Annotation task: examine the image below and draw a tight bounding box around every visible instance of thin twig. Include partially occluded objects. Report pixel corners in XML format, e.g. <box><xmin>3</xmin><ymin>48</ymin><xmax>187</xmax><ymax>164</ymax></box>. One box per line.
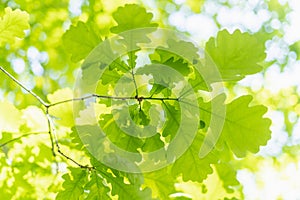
<box><xmin>48</xmin><ymin>94</ymin><xmax>136</xmax><ymax>108</ymax></box>
<box><xmin>46</xmin><ymin>107</ymin><xmax>94</xmax><ymax>170</ymax></box>
<box><xmin>0</xmin><ymin>132</ymin><xmax>48</xmax><ymax>148</ymax></box>
<box><xmin>178</xmin><ymin>80</ymin><xmax>206</xmax><ymax>99</ymax></box>
<box><xmin>46</xmin><ymin>111</ymin><xmax>57</xmax><ymax>156</ymax></box>
<box><xmin>48</xmin><ymin>94</ymin><xmax>178</xmax><ymax>108</ymax></box>
<box><xmin>0</xmin><ymin>65</ymin><xmax>180</xmax><ymax>171</ymax></box>
<box><xmin>93</xmin><ymin>94</ymin><xmax>135</xmax><ymax>100</ymax></box>
<box><xmin>129</xmin><ymin>51</ymin><xmax>140</xmax><ymax>110</ymax></box>
<box><xmin>143</xmin><ymin>96</ymin><xmax>179</xmax><ymax>101</ymax></box>
<box><xmin>0</xmin><ymin>66</ymin><xmax>49</xmax><ymax>107</ymax></box>
<box><xmin>57</xmin><ymin>149</ymin><xmax>95</xmax><ymax>170</ymax></box>
<box><xmin>131</xmin><ymin>69</ymin><xmax>139</xmax><ymax>97</ymax></box>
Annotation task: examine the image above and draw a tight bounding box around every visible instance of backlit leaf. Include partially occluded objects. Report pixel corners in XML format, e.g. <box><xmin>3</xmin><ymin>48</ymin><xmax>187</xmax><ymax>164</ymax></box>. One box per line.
<box><xmin>205</xmin><ymin>29</ymin><xmax>266</xmax><ymax>81</ymax></box>
<box><xmin>0</xmin><ymin>7</ymin><xmax>29</xmax><ymax>45</ymax></box>
<box><xmin>0</xmin><ymin>100</ymin><xmax>23</xmax><ymax>132</ymax></box>
<box><xmin>110</xmin><ymin>4</ymin><xmax>157</xmax><ymax>34</ymax></box>
<box><xmin>172</xmin><ymin>133</ymin><xmax>219</xmax><ymax>182</ymax></box>
<box><xmin>222</xmin><ymin>95</ymin><xmax>272</xmax><ymax>157</ymax></box>
<box><xmin>63</xmin><ymin>21</ymin><xmax>101</xmax><ymax>62</ymax></box>
<box><xmin>56</xmin><ymin>168</ymin><xmax>88</xmax><ymax>200</ymax></box>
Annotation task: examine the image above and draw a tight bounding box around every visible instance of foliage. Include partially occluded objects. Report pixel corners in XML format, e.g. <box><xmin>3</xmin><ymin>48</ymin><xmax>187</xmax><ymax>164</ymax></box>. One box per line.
<box><xmin>0</xmin><ymin>7</ymin><xmax>29</xmax><ymax>45</ymax></box>
<box><xmin>0</xmin><ymin>1</ymin><xmax>299</xmax><ymax>200</ymax></box>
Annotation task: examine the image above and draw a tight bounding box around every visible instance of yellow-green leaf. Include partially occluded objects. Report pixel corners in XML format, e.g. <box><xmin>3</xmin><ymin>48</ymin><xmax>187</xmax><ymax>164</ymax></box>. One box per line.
<box><xmin>0</xmin><ymin>7</ymin><xmax>29</xmax><ymax>45</ymax></box>
<box><xmin>47</xmin><ymin>88</ymin><xmax>74</xmax><ymax>127</ymax></box>
<box><xmin>0</xmin><ymin>100</ymin><xmax>22</xmax><ymax>132</ymax></box>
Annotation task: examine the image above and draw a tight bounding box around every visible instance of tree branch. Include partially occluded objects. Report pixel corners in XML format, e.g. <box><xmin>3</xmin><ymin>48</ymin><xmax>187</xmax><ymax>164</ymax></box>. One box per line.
<box><xmin>48</xmin><ymin>94</ymin><xmax>135</xmax><ymax>108</ymax></box>
<box><xmin>0</xmin><ymin>132</ymin><xmax>48</xmax><ymax>148</ymax></box>
<box><xmin>48</xmin><ymin>94</ymin><xmax>178</xmax><ymax>108</ymax></box>
<box><xmin>0</xmin><ymin>66</ymin><xmax>49</xmax><ymax>107</ymax></box>
<box><xmin>0</xmin><ymin>65</ymin><xmax>179</xmax><ymax>171</ymax></box>
<box><xmin>46</xmin><ymin>107</ymin><xmax>94</xmax><ymax>170</ymax></box>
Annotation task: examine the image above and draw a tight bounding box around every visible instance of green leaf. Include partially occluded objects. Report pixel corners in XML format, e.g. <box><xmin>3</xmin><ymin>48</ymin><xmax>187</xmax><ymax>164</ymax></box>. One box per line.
<box><xmin>153</xmin><ymin>39</ymin><xmax>200</xmax><ymax>63</ymax></box>
<box><xmin>99</xmin><ymin>114</ymin><xmax>144</xmax><ymax>154</ymax></box>
<box><xmin>150</xmin><ymin>42</ymin><xmax>194</xmax><ymax>76</ymax></box>
<box><xmin>108</xmin><ymin>57</ymin><xmax>130</xmax><ymax>73</ymax></box>
<box><xmin>110</xmin><ymin>4</ymin><xmax>157</xmax><ymax>34</ymax></box>
<box><xmin>150</xmin><ymin>83</ymin><xmax>172</xmax><ymax>97</ymax></box>
<box><xmin>110</xmin><ymin>4</ymin><xmax>157</xmax><ymax>49</ymax></box>
<box><xmin>141</xmin><ymin>133</ymin><xmax>164</xmax><ymax>152</ymax></box>
<box><xmin>0</xmin><ymin>132</ymin><xmax>13</xmax><ymax>145</ymax></box>
<box><xmin>105</xmin><ymin>173</ymin><xmax>152</xmax><ymax>200</ymax></box>
<box><xmin>144</xmin><ymin>167</ymin><xmax>176</xmax><ymax>199</ymax></box>
<box><xmin>0</xmin><ymin>132</ymin><xmax>13</xmax><ymax>154</ymax></box>
<box><xmin>197</xmin><ymin>94</ymin><xmax>226</xmax><ymax>133</ymax></box>
<box><xmin>47</xmin><ymin>88</ymin><xmax>74</xmax><ymax>127</ymax></box>
<box><xmin>159</xmin><ymin>57</ymin><xmax>191</xmax><ymax>76</ymax></box>
<box><xmin>70</xmin><ymin>126</ymin><xmax>85</xmax><ymax>151</ymax></box>
<box><xmin>22</xmin><ymin>106</ymin><xmax>48</xmax><ymax>132</ymax></box>
<box><xmin>129</xmin><ymin>101</ymin><xmax>151</xmax><ymax>126</ymax></box>
<box><xmin>268</xmin><ymin>0</ymin><xmax>290</xmax><ymax>20</ymax></box>
<box><xmin>198</xmin><ymin>95</ymin><xmax>271</xmax><ymax>157</ymax></box>
<box><xmin>0</xmin><ymin>7</ymin><xmax>29</xmax><ymax>45</ymax></box>
<box><xmin>92</xmin><ymin>159</ymin><xmax>152</xmax><ymax>200</ymax></box>
<box><xmin>127</xmin><ymin>51</ymin><xmax>138</xmax><ymax>69</ymax></box>
<box><xmin>215</xmin><ymin>162</ymin><xmax>240</xmax><ymax>193</ymax></box>
<box><xmin>63</xmin><ymin>21</ymin><xmax>101</xmax><ymax>62</ymax></box>
<box><xmin>221</xmin><ymin>95</ymin><xmax>272</xmax><ymax>157</ymax></box>
<box><xmin>0</xmin><ymin>100</ymin><xmax>23</xmax><ymax>132</ymax></box>
<box><xmin>56</xmin><ymin>168</ymin><xmax>88</xmax><ymax>200</ymax></box>
<box><xmin>186</xmin><ymin>0</ymin><xmax>205</xmax><ymax>13</ymax></box>
<box><xmin>150</xmin><ymin>39</ymin><xmax>211</xmax><ymax>91</ymax></box>
<box><xmin>136</xmin><ymin>64</ymin><xmax>182</xmax><ymax>89</ymax></box>
<box><xmin>35</xmin><ymin>143</ymin><xmax>53</xmax><ymax>163</ymax></box>
<box><xmin>172</xmin><ymin>133</ymin><xmax>219</xmax><ymax>182</ymax></box>
<box><xmin>85</xmin><ymin>172</ymin><xmax>110</xmax><ymax>200</ymax></box>
<box><xmin>0</xmin><ymin>183</ymin><xmax>13</xmax><ymax>200</ymax></box>
<box><xmin>188</xmin><ymin>67</ymin><xmax>212</xmax><ymax>92</ymax></box>
<box><xmin>205</xmin><ymin>29</ymin><xmax>266</xmax><ymax>81</ymax></box>
<box><xmin>161</xmin><ymin>101</ymin><xmax>180</xmax><ymax>138</ymax></box>
<box><xmin>290</xmin><ymin>40</ymin><xmax>300</xmax><ymax>60</ymax></box>
<box><xmin>101</xmin><ymin>67</ymin><xmax>123</xmax><ymax>85</ymax></box>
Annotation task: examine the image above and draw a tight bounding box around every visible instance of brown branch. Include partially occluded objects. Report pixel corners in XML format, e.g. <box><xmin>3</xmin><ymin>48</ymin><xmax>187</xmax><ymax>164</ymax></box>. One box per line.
<box><xmin>46</xmin><ymin>106</ymin><xmax>94</xmax><ymax>170</ymax></box>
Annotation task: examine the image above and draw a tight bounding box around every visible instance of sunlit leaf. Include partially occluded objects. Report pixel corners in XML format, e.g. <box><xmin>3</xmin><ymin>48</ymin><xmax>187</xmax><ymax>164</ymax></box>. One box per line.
<box><xmin>85</xmin><ymin>172</ymin><xmax>110</xmax><ymax>200</ymax></box>
<box><xmin>0</xmin><ymin>100</ymin><xmax>23</xmax><ymax>132</ymax></box>
<box><xmin>144</xmin><ymin>167</ymin><xmax>176</xmax><ymax>199</ymax></box>
<box><xmin>205</xmin><ymin>29</ymin><xmax>266</xmax><ymax>81</ymax></box>
<box><xmin>222</xmin><ymin>95</ymin><xmax>272</xmax><ymax>157</ymax></box>
<box><xmin>63</xmin><ymin>21</ymin><xmax>101</xmax><ymax>62</ymax></box>
<box><xmin>47</xmin><ymin>88</ymin><xmax>74</xmax><ymax>127</ymax></box>
<box><xmin>172</xmin><ymin>133</ymin><xmax>219</xmax><ymax>182</ymax></box>
<box><xmin>0</xmin><ymin>7</ymin><xmax>29</xmax><ymax>45</ymax></box>
<box><xmin>22</xmin><ymin>106</ymin><xmax>48</xmax><ymax>132</ymax></box>
<box><xmin>56</xmin><ymin>168</ymin><xmax>88</xmax><ymax>200</ymax></box>
<box><xmin>110</xmin><ymin>4</ymin><xmax>157</xmax><ymax>33</ymax></box>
